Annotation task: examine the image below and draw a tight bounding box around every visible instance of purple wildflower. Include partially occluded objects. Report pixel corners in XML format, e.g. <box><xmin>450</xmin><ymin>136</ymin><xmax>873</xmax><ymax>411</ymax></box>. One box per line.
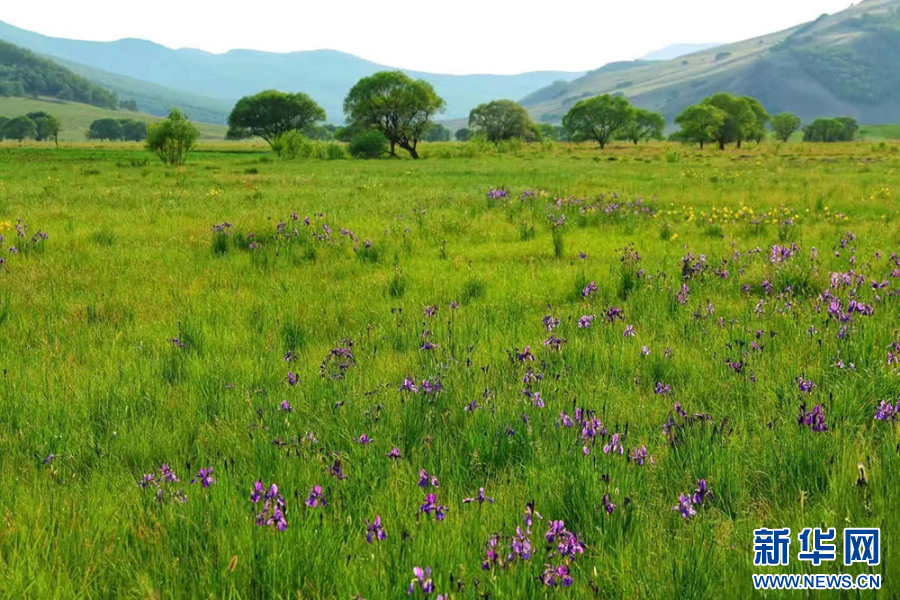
<box><xmin>305</xmin><ymin>484</ymin><xmax>327</xmax><ymax>508</ymax></box>
<box><xmin>365</xmin><ymin>515</ymin><xmax>386</xmax><ymax>543</ymax></box>
<box><xmin>463</xmin><ymin>487</ymin><xmax>495</xmax><ymax>505</ymax></box>
<box><xmin>190</xmin><ymin>467</ymin><xmax>215</xmax><ymax>487</ymax></box>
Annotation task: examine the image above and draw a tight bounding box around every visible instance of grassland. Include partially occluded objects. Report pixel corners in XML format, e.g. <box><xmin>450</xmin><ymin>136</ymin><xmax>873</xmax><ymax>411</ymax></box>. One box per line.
<box><xmin>0</xmin><ymin>96</ymin><xmax>229</xmax><ymax>141</ymax></box>
<box><xmin>1</xmin><ymin>140</ymin><xmax>899</xmax><ymax>598</ymax></box>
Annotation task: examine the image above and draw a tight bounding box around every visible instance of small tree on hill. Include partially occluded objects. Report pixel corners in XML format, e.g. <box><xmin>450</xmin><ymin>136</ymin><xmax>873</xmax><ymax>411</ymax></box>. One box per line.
<box><xmin>618</xmin><ymin>108</ymin><xmax>665</xmax><ymax>144</ymax></box>
<box><xmin>343</xmin><ymin>71</ymin><xmax>445</xmax><ymax>159</ymax></box>
<box><xmin>562</xmin><ymin>94</ymin><xmax>635</xmax><ymax>149</ymax></box>
<box><xmin>3</xmin><ymin>116</ymin><xmax>37</xmax><ymax>141</ymax></box>
<box><xmin>674</xmin><ymin>104</ymin><xmax>725</xmax><ymax>149</ymax></box>
<box><xmin>227</xmin><ymin>90</ymin><xmax>326</xmax><ymax>149</ymax></box>
<box><xmin>145</xmin><ymin>108</ymin><xmax>200</xmax><ymax>166</ymax></box>
<box><xmin>468</xmin><ymin>100</ymin><xmax>535</xmax><ymax>143</ymax></box>
<box><xmin>771</xmin><ymin>113</ymin><xmax>801</xmax><ymax>142</ymax></box>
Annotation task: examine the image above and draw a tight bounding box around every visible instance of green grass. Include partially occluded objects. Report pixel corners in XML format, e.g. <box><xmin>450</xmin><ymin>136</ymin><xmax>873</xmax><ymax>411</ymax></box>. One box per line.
<box><xmin>0</xmin><ymin>96</ymin><xmax>228</xmax><ymax>141</ymax></box>
<box><xmin>0</xmin><ymin>140</ymin><xmax>899</xmax><ymax>598</ymax></box>
<box><xmin>860</xmin><ymin>123</ymin><xmax>900</xmax><ymax>141</ymax></box>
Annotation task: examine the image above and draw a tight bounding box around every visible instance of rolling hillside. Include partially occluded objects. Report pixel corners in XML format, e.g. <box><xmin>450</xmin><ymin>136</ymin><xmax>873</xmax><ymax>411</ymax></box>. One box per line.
<box><xmin>0</xmin><ymin>96</ymin><xmax>227</xmax><ymax>141</ymax></box>
<box><xmin>0</xmin><ymin>20</ymin><xmax>584</xmax><ymax>122</ymax></box>
<box><xmin>522</xmin><ymin>0</ymin><xmax>900</xmax><ymax>125</ymax></box>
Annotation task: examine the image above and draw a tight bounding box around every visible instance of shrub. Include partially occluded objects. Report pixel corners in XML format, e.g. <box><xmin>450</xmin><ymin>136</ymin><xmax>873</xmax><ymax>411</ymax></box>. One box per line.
<box><xmin>349</xmin><ymin>131</ymin><xmax>388</xmax><ymax>159</ymax></box>
<box><xmin>145</xmin><ymin>109</ymin><xmax>200</xmax><ymax>166</ymax></box>
<box><xmin>270</xmin><ymin>130</ymin><xmax>311</xmax><ymax>159</ymax></box>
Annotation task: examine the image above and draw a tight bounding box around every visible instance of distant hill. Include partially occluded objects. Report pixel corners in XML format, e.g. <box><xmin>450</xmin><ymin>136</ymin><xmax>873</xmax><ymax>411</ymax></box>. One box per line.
<box><xmin>0</xmin><ymin>20</ymin><xmax>584</xmax><ymax>122</ymax></box>
<box><xmin>0</xmin><ymin>39</ymin><xmax>117</xmax><ymax>109</ymax></box>
<box><xmin>52</xmin><ymin>57</ymin><xmax>233</xmax><ymax>125</ymax></box>
<box><xmin>640</xmin><ymin>43</ymin><xmax>722</xmax><ymax>61</ymax></box>
<box><xmin>0</xmin><ymin>96</ymin><xmax>227</xmax><ymax>141</ymax></box>
<box><xmin>522</xmin><ymin>0</ymin><xmax>900</xmax><ymax>126</ymax></box>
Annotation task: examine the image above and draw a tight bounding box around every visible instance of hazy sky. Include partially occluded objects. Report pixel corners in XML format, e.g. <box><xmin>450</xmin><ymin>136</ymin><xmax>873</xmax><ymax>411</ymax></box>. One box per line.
<box><xmin>3</xmin><ymin>0</ymin><xmax>858</xmax><ymax>74</ymax></box>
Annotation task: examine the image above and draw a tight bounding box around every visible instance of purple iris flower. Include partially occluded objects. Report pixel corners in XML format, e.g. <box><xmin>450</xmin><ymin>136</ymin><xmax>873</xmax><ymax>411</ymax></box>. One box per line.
<box><xmin>692</xmin><ymin>479</ymin><xmax>712</xmax><ymax>505</ymax></box>
<box><xmin>875</xmin><ymin>399</ymin><xmax>897</xmax><ymax>421</ymax></box>
<box><xmin>356</xmin><ymin>434</ymin><xmax>373</xmax><ymax>445</ymax></box>
<box><xmin>386</xmin><ymin>447</ymin><xmax>403</xmax><ymax>459</ymax></box>
<box><xmin>408</xmin><ymin>566</ymin><xmax>435</xmax><ymax>595</ymax></box>
<box><xmin>365</xmin><ymin>515</ymin><xmax>386</xmax><ymax>543</ymax></box>
<box><xmin>582</xmin><ymin>282</ymin><xmax>598</xmax><ymax>297</ymax></box>
<box><xmin>508</xmin><ymin>526</ymin><xmax>532</xmax><ymax>561</ymax></box>
<box><xmin>286</xmin><ymin>371</ymin><xmax>300</xmax><ymax>386</ymax></box>
<box><xmin>417</xmin><ymin>470</ymin><xmax>439</xmax><ymax>488</ymax></box>
<box><xmin>578</xmin><ymin>315</ymin><xmax>595</xmax><ymax>328</ymax></box>
<box><xmin>399</xmin><ymin>377</ymin><xmax>418</xmax><ymax>393</ymax></box>
<box><xmin>159</xmin><ymin>464</ymin><xmax>179</xmax><ymax>483</ymax></box>
<box><xmin>603</xmin><ymin>433</ymin><xmax>625</xmax><ymax>455</ymax></box>
<box><xmin>280</xmin><ymin>400</ymin><xmax>293</xmax><ymax>412</ymax></box>
<box><xmin>630</xmin><ymin>445</ymin><xmax>654</xmax><ymax>466</ymax></box>
<box><xmin>673</xmin><ymin>493</ymin><xmax>696</xmax><ymax>518</ymax></box>
<box><xmin>796</xmin><ymin>376</ymin><xmax>816</xmax><ymax>393</ymax></box>
<box><xmin>523</xmin><ymin>390</ymin><xmax>544</xmax><ymax>408</ymax></box>
<box><xmin>463</xmin><ymin>487</ymin><xmax>495</xmax><ymax>505</ymax></box>
<box><xmin>517</xmin><ymin>346</ymin><xmax>535</xmax><ymax>362</ymax></box>
<box><xmin>305</xmin><ymin>484</ymin><xmax>327</xmax><ymax>507</ymax></box>
<box><xmin>540</xmin><ymin>564</ymin><xmax>573</xmax><ymax>587</ymax></box>
<box><xmin>623</xmin><ymin>325</ymin><xmax>635</xmax><ymax>337</ymax></box>
<box><xmin>654</xmin><ymin>382</ymin><xmax>671</xmax><ymax>395</ymax></box>
<box><xmin>419</xmin><ymin>493</ymin><xmax>449</xmax><ymax>520</ymax></box>
<box><xmin>191</xmin><ymin>467</ymin><xmax>215</xmax><ymax>487</ymax></box>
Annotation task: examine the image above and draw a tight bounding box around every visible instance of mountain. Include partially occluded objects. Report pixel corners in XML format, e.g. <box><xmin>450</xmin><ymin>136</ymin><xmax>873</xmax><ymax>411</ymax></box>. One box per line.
<box><xmin>522</xmin><ymin>0</ymin><xmax>900</xmax><ymax>126</ymax></box>
<box><xmin>0</xmin><ymin>20</ymin><xmax>584</xmax><ymax>123</ymax></box>
<box><xmin>640</xmin><ymin>43</ymin><xmax>722</xmax><ymax>61</ymax></box>
<box><xmin>0</xmin><ymin>39</ymin><xmax>117</xmax><ymax>109</ymax></box>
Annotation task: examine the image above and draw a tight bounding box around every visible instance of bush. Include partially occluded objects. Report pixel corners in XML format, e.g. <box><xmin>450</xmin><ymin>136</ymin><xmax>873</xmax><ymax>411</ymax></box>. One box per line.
<box><xmin>145</xmin><ymin>109</ymin><xmax>200</xmax><ymax>166</ymax></box>
<box><xmin>270</xmin><ymin>130</ymin><xmax>312</xmax><ymax>159</ymax></box>
<box><xmin>349</xmin><ymin>131</ymin><xmax>388</xmax><ymax>159</ymax></box>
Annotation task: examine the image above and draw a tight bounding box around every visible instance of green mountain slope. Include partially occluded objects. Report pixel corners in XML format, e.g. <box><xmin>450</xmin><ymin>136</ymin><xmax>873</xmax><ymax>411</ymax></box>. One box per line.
<box><xmin>0</xmin><ymin>21</ymin><xmax>584</xmax><ymax>122</ymax></box>
<box><xmin>522</xmin><ymin>0</ymin><xmax>900</xmax><ymax>125</ymax></box>
<box><xmin>0</xmin><ymin>39</ymin><xmax>117</xmax><ymax>108</ymax></box>
<box><xmin>0</xmin><ymin>96</ymin><xmax>227</xmax><ymax>141</ymax></box>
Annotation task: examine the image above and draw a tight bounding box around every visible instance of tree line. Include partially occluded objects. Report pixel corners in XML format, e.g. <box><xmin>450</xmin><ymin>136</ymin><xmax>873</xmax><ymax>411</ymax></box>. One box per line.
<box><xmin>87</xmin><ymin>118</ymin><xmax>149</xmax><ymax>141</ymax></box>
<box><xmin>0</xmin><ymin>111</ymin><xmax>61</xmax><ymax>143</ymax></box>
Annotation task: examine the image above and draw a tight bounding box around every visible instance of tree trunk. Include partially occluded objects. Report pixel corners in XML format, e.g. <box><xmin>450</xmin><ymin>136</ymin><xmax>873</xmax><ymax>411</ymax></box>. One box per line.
<box><xmin>700</xmin><ymin>141</ymin><xmax>704</xmax><ymax>149</ymax></box>
<box><xmin>718</xmin><ymin>140</ymin><xmax>725</xmax><ymax>150</ymax></box>
<box><xmin>389</xmin><ymin>141</ymin><xmax>396</xmax><ymax>157</ymax></box>
<box><xmin>737</xmin><ymin>140</ymin><xmax>742</xmax><ymax>149</ymax></box>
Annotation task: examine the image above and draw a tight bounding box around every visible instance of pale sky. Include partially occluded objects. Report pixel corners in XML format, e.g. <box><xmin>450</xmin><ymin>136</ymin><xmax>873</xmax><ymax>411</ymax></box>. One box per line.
<box><xmin>2</xmin><ymin>0</ymin><xmax>858</xmax><ymax>74</ymax></box>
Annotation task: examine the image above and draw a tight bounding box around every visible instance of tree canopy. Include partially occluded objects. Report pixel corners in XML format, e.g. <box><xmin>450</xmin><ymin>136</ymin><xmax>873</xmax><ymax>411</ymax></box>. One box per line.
<box><xmin>227</xmin><ymin>90</ymin><xmax>326</xmax><ymax>147</ymax></box>
<box><xmin>701</xmin><ymin>93</ymin><xmax>757</xmax><ymax>149</ymax></box>
<box><xmin>468</xmin><ymin>100</ymin><xmax>535</xmax><ymax>143</ymax></box>
<box><xmin>3</xmin><ymin>115</ymin><xmax>37</xmax><ymax>141</ymax></box>
<box><xmin>618</xmin><ymin>108</ymin><xmax>665</xmax><ymax>144</ymax></box>
<box><xmin>343</xmin><ymin>71</ymin><xmax>445</xmax><ymax>159</ymax></box>
<box><xmin>145</xmin><ymin>108</ymin><xmax>200</xmax><ymax>166</ymax></box>
<box><xmin>802</xmin><ymin>117</ymin><xmax>858</xmax><ymax>142</ymax></box>
<box><xmin>771</xmin><ymin>113</ymin><xmax>801</xmax><ymax>142</ymax></box>
<box><xmin>562</xmin><ymin>94</ymin><xmax>635</xmax><ymax>149</ymax></box>
<box><xmin>674</xmin><ymin>104</ymin><xmax>726</xmax><ymax>149</ymax></box>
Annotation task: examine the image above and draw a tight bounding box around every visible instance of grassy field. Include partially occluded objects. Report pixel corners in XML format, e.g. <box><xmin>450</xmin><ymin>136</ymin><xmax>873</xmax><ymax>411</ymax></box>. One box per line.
<box><xmin>1</xmin><ymin>140</ymin><xmax>899</xmax><ymax>598</ymax></box>
<box><xmin>0</xmin><ymin>96</ymin><xmax>229</xmax><ymax>141</ymax></box>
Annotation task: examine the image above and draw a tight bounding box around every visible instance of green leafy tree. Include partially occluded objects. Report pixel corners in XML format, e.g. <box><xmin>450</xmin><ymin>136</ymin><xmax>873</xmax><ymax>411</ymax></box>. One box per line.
<box><xmin>802</xmin><ymin>117</ymin><xmax>858</xmax><ymax>142</ymax></box>
<box><xmin>343</xmin><ymin>71</ymin><xmax>445</xmax><ymax>159</ymax></box>
<box><xmin>771</xmin><ymin>113</ymin><xmax>801</xmax><ymax>142</ymax></box>
<box><xmin>119</xmin><ymin>100</ymin><xmax>139</xmax><ymax>112</ymax></box>
<box><xmin>618</xmin><ymin>108</ymin><xmax>665</xmax><ymax>144</ymax></box>
<box><xmin>227</xmin><ymin>90</ymin><xmax>326</xmax><ymax>148</ymax></box>
<box><xmin>454</xmin><ymin>128</ymin><xmax>470</xmax><ymax>141</ymax></box>
<box><xmin>3</xmin><ymin>115</ymin><xmax>37</xmax><ymax>141</ymax></box>
<box><xmin>701</xmin><ymin>93</ymin><xmax>757</xmax><ymax>149</ymax></box>
<box><xmin>119</xmin><ymin>119</ymin><xmax>148</xmax><ymax>142</ymax></box>
<box><xmin>562</xmin><ymin>94</ymin><xmax>635</xmax><ymax>149</ymax></box>
<box><xmin>674</xmin><ymin>104</ymin><xmax>726</xmax><ymax>149</ymax></box>
<box><xmin>145</xmin><ymin>108</ymin><xmax>200</xmax><ymax>166</ymax></box>
<box><xmin>741</xmin><ymin>96</ymin><xmax>769</xmax><ymax>144</ymax></box>
<box><xmin>88</xmin><ymin>118</ymin><xmax>123</xmax><ymax>141</ymax></box>
<box><xmin>468</xmin><ymin>100</ymin><xmax>535</xmax><ymax>144</ymax></box>
<box><xmin>33</xmin><ymin>114</ymin><xmax>61</xmax><ymax>144</ymax></box>
<box><xmin>0</xmin><ymin>116</ymin><xmax>8</xmax><ymax>140</ymax></box>
<box><xmin>539</xmin><ymin>123</ymin><xmax>558</xmax><ymax>141</ymax></box>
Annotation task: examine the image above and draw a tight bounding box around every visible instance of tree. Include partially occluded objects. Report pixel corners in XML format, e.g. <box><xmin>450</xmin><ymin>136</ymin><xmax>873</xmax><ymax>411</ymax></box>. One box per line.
<box><xmin>0</xmin><ymin>116</ymin><xmax>8</xmax><ymax>140</ymax></box>
<box><xmin>468</xmin><ymin>100</ymin><xmax>535</xmax><ymax>143</ymax></box>
<box><xmin>674</xmin><ymin>104</ymin><xmax>726</xmax><ymax>149</ymax></box>
<box><xmin>802</xmin><ymin>117</ymin><xmax>858</xmax><ymax>142</ymax></box>
<box><xmin>349</xmin><ymin>131</ymin><xmax>388</xmax><ymax>158</ymax></box>
<box><xmin>741</xmin><ymin>96</ymin><xmax>769</xmax><ymax>144</ymax></box>
<box><xmin>145</xmin><ymin>108</ymin><xmax>200</xmax><ymax>166</ymax></box>
<box><xmin>771</xmin><ymin>113</ymin><xmax>801</xmax><ymax>143</ymax></box>
<box><xmin>562</xmin><ymin>94</ymin><xmax>635</xmax><ymax>149</ymax></box>
<box><xmin>455</xmin><ymin>128</ymin><xmax>470</xmax><ymax>141</ymax></box>
<box><xmin>423</xmin><ymin>123</ymin><xmax>451</xmax><ymax>142</ymax></box>
<box><xmin>119</xmin><ymin>100</ymin><xmax>139</xmax><ymax>112</ymax></box>
<box><xmin>227</xmin><ymin>90</ymin><xmax>326</xmax><ymax>148</ymax></box>
<box><xmin>119</xmin><ymin>119</ymin><xmax>148</xmax><ymax>142</ymax></box>
<box><xmin>701</xmin><ymin>93</ymin><xmax>757</xmax><ymax>149</ymax></box>
<box><xmin>618</xmin><ymin>108</ymin><xmax>665</xmax><ymax>144</ymax></box>
<box><xmin>3</xmin><ymin>115</ymin><xmax>37</xmax><ymax>141</ymax></box>
<box><xmin>33</xmin><ymin>114</ymin><xmax>61</xmax><ymax>144</ymax></box>
<box><xmin>88</xmin><ymin>118</ymin><xmax>123</xmax><ymax>141</ymax></box>
<box><xmin>343</xmin><ymin>71</ymin><xmax>445</xmax><ymax>159</ymax></box>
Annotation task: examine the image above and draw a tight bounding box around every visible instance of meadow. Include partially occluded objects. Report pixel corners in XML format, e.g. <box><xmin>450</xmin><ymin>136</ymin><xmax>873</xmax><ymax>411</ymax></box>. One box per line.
<box><xmin>1</xmin><ymin>140</ymin><xmax>899</xmax><ymax>598</ymax></box>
